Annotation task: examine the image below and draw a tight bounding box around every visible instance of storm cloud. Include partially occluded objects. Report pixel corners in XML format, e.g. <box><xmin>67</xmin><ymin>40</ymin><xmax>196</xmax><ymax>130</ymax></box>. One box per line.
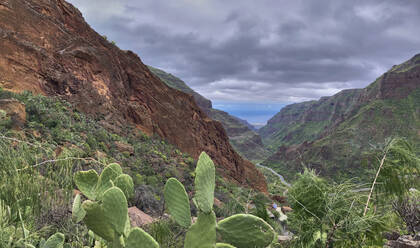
<box><xmin>67</xmin><ymin>0</ymin><xmax>420</xmax><ymax>103</ymax></box>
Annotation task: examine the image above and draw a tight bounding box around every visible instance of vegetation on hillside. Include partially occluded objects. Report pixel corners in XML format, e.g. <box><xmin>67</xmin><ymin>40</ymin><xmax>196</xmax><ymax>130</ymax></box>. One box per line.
<box><xmin>0</xmin><ymin>90</ymin><xmax>281</xmax><ymax>247</ymax></box>
<box><xmin>0</xmin><ymin>89</ymin><xmax>418</xmax><ymax>247</ymax></box>
<box><xmin>262</xmin><ymin>55</ymin><xmax>420</xmax><ymax>182</ymax></box>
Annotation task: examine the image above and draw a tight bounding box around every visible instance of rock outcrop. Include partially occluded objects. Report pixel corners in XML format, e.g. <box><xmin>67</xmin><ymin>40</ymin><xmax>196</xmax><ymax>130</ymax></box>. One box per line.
<box><xmin>128</xmin><ymin>207</ymin><xmax>155</xmax><ymax>227</ymax></box>
<box><xmin>0</xmin><ymin>0</ymin><xmax>266</xmax><ymax>192</ymax></box>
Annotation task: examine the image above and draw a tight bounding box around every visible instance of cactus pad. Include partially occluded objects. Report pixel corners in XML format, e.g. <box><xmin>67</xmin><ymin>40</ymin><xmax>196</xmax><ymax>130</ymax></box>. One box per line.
<box><xmin>74</xmin><ymin>169</ymin><xmax>99</xmax><ymax>200</ymax></box>
<box><xmin>194</xmin><ymin>152</ymin><xmax>215</xmax><ymax>213</ymax></box>
<box><xmin>96</xmin><ymin>163</ymin><xmax>122</xmax><ymax>199</ymax></box>
<box><xmin>164</xmin><ymin>178</ymin><xmax>191</xmax><ymax>228</ymax></box>
<box><xmin>41</xmin><ymin>232</ymin><xmax>65</xmax><ymax>248</ymax></box>
<box><xmin>217</xmin><ymin>214</ymin><xmax>276</xmax><ymax>248</ymax></box>
<box><xmin>102</xmin><ymin>187</ymin><xmax>128</xmax><ymax>235</ymax></box>
<box><xmin>184</xmin><ymin>211</ymin><xmax>216</xmax><ymax>248</ymax></box>
<box><xmin>72</xmin><ymin>194</ymin><xmax>86</xmax><ymax>223</ymax></box>
<box><xmin>82</xmin><ymin>200</ymin><xmax>115</xmax><ymax>241</ymax></box>
<box><xmin>114</xmin><ymin>174</ymin><xmax>134</xmax><ymax>200</ymax></box>
<box><xmin>126</xmin><ymin>227</ymin><xmax>160</xmax><ymax>248</ymax></box>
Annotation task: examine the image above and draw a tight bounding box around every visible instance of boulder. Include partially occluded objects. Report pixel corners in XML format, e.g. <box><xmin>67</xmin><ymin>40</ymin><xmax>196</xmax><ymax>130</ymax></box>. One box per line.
<box><xmin>114</xmin><ymin>141</ymin><xmax>134</xmax><ymax>155</ymax></box>
<box><xmin>214</xmin><ymin>197</ymin><xmax>223</xmax><ymax>208</ymax></box>
<box><xmin>128</xmin><ymin>207</ymin><xmax>155</xmax><ymax>227</ymax></box>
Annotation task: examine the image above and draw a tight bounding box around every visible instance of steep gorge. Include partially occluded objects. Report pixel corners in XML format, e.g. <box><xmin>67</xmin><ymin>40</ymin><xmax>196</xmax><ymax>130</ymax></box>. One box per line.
<box><xmin>148</xmin><ymin>66</ymin><xmax>269</xmax><ymax>162</ymax></box>
<box><xmin>0</xmin><ymin>0</ymin><xmax>266</xmax><ymax>192</ymax></box>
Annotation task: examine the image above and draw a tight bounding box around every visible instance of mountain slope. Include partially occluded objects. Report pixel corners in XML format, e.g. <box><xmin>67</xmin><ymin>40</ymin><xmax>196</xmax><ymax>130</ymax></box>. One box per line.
<box><xmin>0</xmin><ymin>0</ymin><xmax>266</xmax><ymax>191</ymax></box>
<box><xmin>148</xmin><ymin>66</ymin><xmax>269</xmax><ymax>162</ymax></box>
<box><xmin>261</xmin><ymin>54</ymin><xmax>420</xmax><ymax>181</ymax></box>
<box><xmin>259</xmin><ymin>89</ymin><xmax>363</xmax><ymax>151</ymax></box>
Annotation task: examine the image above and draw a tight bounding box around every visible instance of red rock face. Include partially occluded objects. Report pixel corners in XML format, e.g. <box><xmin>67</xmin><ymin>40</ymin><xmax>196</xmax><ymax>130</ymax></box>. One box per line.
<box><xmin>378</xmin><ymin>67</ymin><xmax>420</xmax><ymax>99</ymax></box>
<box><xmin>0</xmin><ymin>0</ymin><xmax>267</xmax><ymax>192</ymax></box>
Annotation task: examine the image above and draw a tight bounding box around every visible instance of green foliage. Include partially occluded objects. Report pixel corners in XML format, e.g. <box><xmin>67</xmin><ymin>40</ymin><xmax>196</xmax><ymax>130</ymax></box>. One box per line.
<box><xmin>376</xmin><ymin>138</ymin><xmax>420</xmax><ymax>198</ymax></box>
<box><xmin>184</xmin><ymin>212</ymin><xmax>217</xmax><ymax>248</ymax></box>
<box><xmin>126</xmin><ymin>228</ymin><xmax>159</xmax><ymax>248</ymax></box>
<box><xmin>0</xmin><ymin>90</ymin><xmax>199</xmax><ymax>247</ymax></box>
<box><xmin>146</xmin><ymin>219</ymin><xmax>183</xmax><ymax>248</ymax></box>
<box><xmin>71</xmin><ymin>194</ymin><xmax>86</xmax><ymax>223</ymax></box>
<box><xmin>288</xmin><ymin>169</ymin><xmax>328</xmax><ymax>219</ymax></box>
<box><xmin>288</xmin><ymin>170</ymin><xmax>387</xmax><ymax>247</ymax></box>
<box><xmin>217</xmin><ymin>214</ymin><xmax>275</xmax><ymax>248</ymax></box>
<box><xmin>163</xmin><ymin>178</ymin><xmax>191</xmax><ymax>228</ymax></box>
<box><xmin>194</xmin><ymin>152</ymin><xmax>215</xmax><ymax>213</ymax></box>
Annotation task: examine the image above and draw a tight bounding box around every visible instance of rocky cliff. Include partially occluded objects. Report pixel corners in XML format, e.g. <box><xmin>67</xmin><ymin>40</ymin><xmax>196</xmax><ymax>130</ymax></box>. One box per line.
<box><xmin>0</xmin><ymin>0</ymin><xmax>266</xmax><ymax>192</ymax></box>
<box><xmin>261</xmin><ymin>54</ymin><xmax>420</xmax><ymax>181</ymax></box>
<box><xmin>148</xmin><ymin>66</ymin><xmax>269</xmax><ymax>162</ymax></box>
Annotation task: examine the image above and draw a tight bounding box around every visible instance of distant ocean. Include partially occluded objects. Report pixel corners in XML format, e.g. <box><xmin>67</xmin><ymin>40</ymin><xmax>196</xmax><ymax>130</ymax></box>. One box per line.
<box><xmin>213</xmin><ymin>101</ymin><xmax>288</xmax><ymax>128</ymax></box>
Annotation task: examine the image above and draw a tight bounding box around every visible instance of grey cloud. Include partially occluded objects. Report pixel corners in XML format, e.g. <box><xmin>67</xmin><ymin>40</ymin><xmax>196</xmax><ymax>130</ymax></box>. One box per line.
<box><xmin>67</xmin><ymin>0</ymin><xmax>420</xmax><ymax>103</ymax></box>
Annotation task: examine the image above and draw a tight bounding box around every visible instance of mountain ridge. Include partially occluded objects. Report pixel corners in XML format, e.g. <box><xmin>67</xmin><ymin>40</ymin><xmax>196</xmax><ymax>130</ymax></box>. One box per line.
<box><xmin>261</xmin><ymin>54</ymin><xmax>420</xmax><ymax>181</ymax></box>
<box><xmin>0</xmin><ymin>0</ymin><xmax>267</xmax><ymax>192</ymax></box>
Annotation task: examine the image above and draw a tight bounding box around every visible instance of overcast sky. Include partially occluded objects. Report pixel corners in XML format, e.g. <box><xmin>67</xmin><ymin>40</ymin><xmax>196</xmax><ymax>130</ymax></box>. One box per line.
<box><xmin>67</xmin><ymin>0</ymin><xmax>419</xmax><ymax>123</ymax></box>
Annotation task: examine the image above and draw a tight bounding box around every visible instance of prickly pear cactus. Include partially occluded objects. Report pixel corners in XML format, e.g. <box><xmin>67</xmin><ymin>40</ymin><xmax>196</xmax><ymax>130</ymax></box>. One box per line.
<box><xmin>71</xmin><ymin>193</ymin><xmax>86</xmax><ymax>223</ymax></box>
<box><xmin>126</xmin><ymin>227</ymin><xmax>160</xmax><ymax>248</ymax></box>
<box><xmin>164</xmin><ymin>178</ymin><xmax>191</xmax><ymax>228</ymax></box>
<box><xmin>74</xmin><ymin>169</ymin><xmax>99</xmax><ymax>200</ymax></box>
<box><xmin>184</xmin><ymin>211</ymin><xmax>217</xmax><ymax>248</ymax></box>
<box><xmin>114</xmin><ymin>174</ymin><xmax>134</xmax><ymax>200</ymax></box>
<box><xmin>41</xmin><ymin>232</ymin><xmax>65</xmax><ymax>248</ymax></box>
<box><xmin>217</xmin><ymin>214</ymin><xmax>276</xmax><ymax>248</ymax></box>
<box><xmin>82</xmin><ymin>200</ymin><xmax>115</xmax><ymax>242</ymax></box>
<box><xmin>73</xmin><ymin>163</ymin><xmax>160</xmax><ymax>247</ymax></box>
<box><xmin>102</xmin><ymin>187</ymin><xmax>128</xmax><ymax>235</ymax></box>
<box><xmin>81</xmin><ymin>186</ymin><xmax>128</xmax><ymax>242</ymax></box>
<box><xmin>96</xmin><ymin>163</ymin><xmax>122</xmax><ymax>199</ymax></box>
<box><xmin>194</xmin><ymin>152</ymin><xmax>215</xmax><ymax>213</ymax></box>
<box><xmin>163</xmin><ymin>152</ymin><xmax>276</xmax><ymax>248</ymax></box>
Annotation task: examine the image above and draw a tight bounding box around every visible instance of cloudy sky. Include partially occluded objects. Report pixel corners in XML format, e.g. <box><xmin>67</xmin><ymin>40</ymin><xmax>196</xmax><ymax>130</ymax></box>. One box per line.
<box><xmin>67</xmin><ymin>0</ymin><xmax>420</xmax><ymax>124</ymax></box>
